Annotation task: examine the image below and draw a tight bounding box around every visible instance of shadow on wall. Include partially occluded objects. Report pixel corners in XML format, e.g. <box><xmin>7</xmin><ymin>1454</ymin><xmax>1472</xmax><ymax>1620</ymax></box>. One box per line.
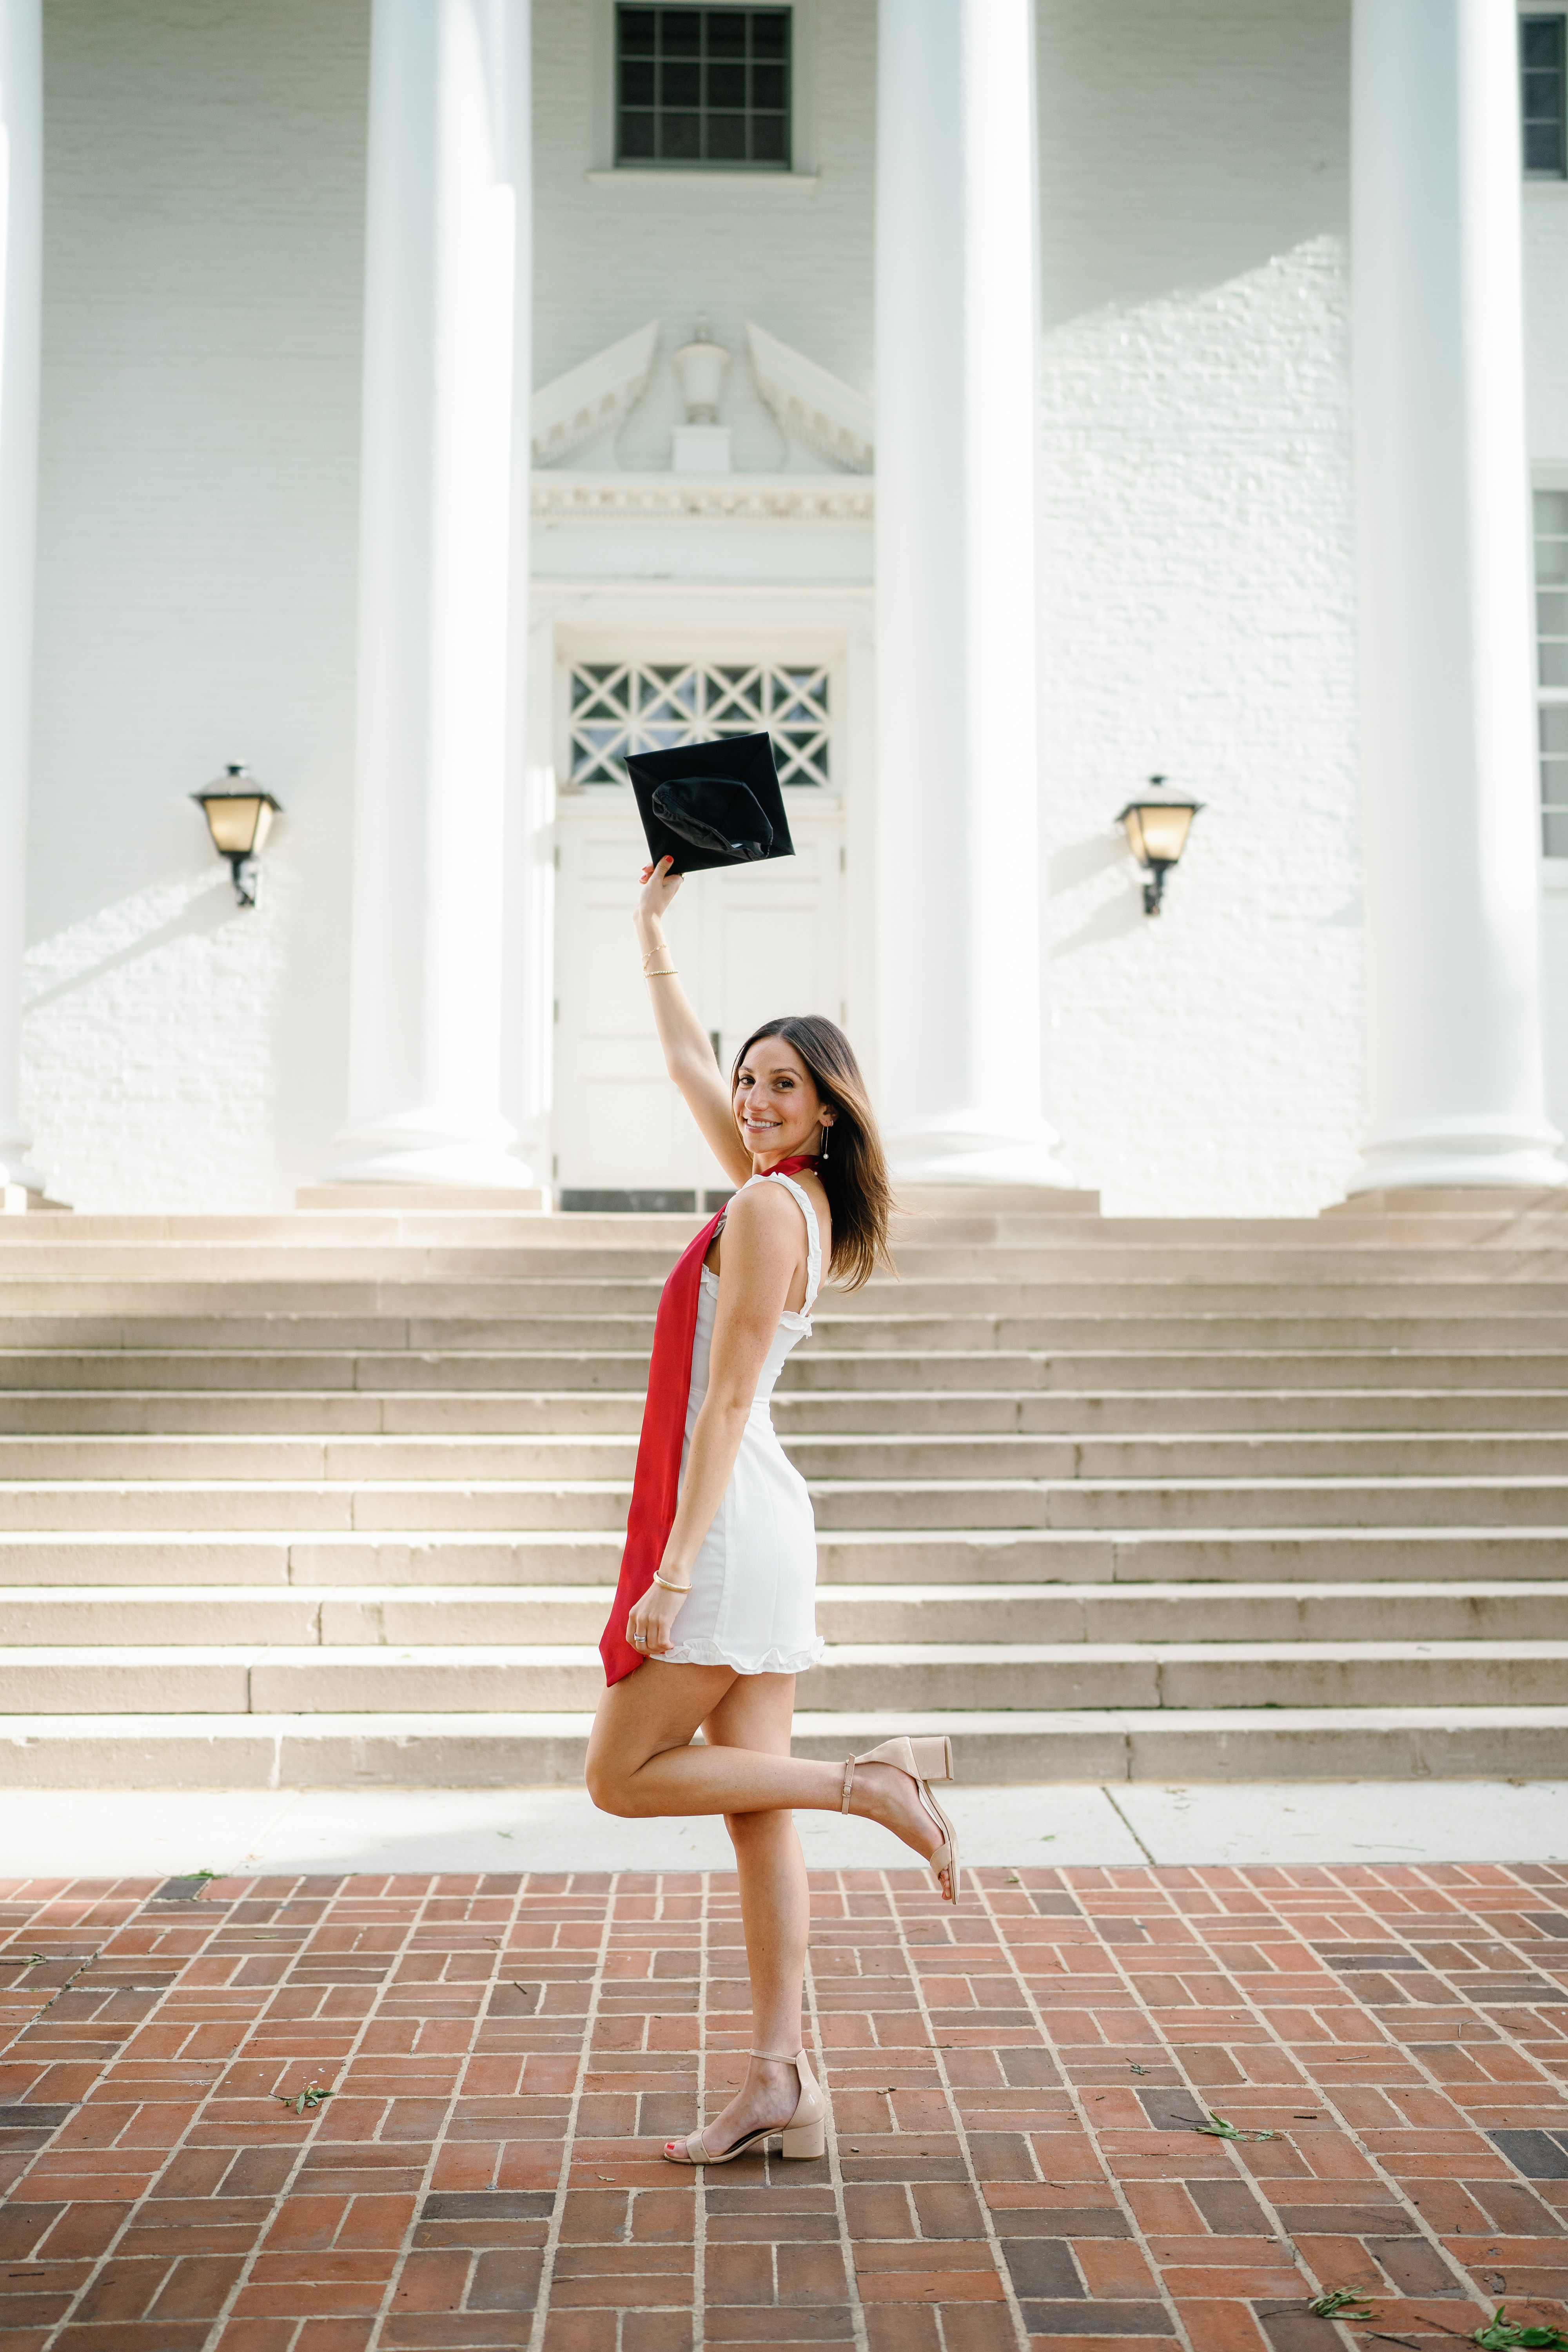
<box><xmin>22</xmin><ymin>875</ymin><xmax>237</xmax><ymax>1016</ymax></box>
<box><xmin>1037</xmin><ymin>0</ymin><xmax>1349</xmax><ymax>333</ymax></box>
<box><xmin>20</xmin><ymin>864</ymin><xmax>292</xmax><ymax>1212</ymax></box>
<box><xmin>1048</xmin><ymin>832</ymin><xmax>1145</xmax><ymax>958</ymax></box>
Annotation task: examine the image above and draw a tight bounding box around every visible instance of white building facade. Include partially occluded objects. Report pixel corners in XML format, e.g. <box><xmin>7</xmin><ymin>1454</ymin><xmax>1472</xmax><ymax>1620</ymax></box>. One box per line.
<box><xmin>3</xmin><ymin>0</ymin><xmax>1566</xmax><ymax>1215</ymax></box>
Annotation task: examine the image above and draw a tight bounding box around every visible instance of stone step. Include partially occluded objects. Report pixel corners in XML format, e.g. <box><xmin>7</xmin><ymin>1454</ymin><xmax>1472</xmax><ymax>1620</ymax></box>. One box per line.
<box><xmin>7</xmin><ymin>1347</ymin><xmax>1568</xmax><ymax>1397</ymax></box>
<box><xmin>2</xmin><ymin>1704</ymin><xmax>1563</xmax><ymax>1786</ymax></box>
<box><xmin>3</xmin><ymin>1579</ymin><xmax>1559</xmax><ymax>1646</ymax></box>
<box><xmin>2</xmin><ymin>1637</ymin><xmax>1565</xmax><ymax>1714</ymax></box>
<box><xmin>809</xmin><ymin>1475</ymin><xmax>1568</xmax><ymax>1531</ymax></box>
<box><xmin>4</xmin><ymin>1473</ymin><xmax>1568</xmax><ymax>1533</ymax></box>
<box><xmin>7</xmin><ymin>1238</ymin><xmax>1568</xmax><ymax>1282</ymax></box>
<box><xmin>4</xmin><ymin>1311</ymin><xmax>1566</xmax><ymax>1354</ymax></box>
<box><xmin>2</xmin><ymin>1384</ymin><xmax>1566</xmax><ymax>1438</ymax></box>
<box><xmin>5</xmin><ymin>1274</ymin><xmax>1568</xmax><ymax>1320</ymax></box>
<box><xmin>4</xmin><ymin>1524</ymin><xmax>1565</xmax><ymax>1586</ymax></box>
<box><xmin>784</xmin><ymin>1350</ymin><xmax>1568</xmax><ymax>1394</ymax></box>
<box><xmin>1</xmin><ymin>1427</ymin><xmax>1566</xmax><ymax>1481</ymax></box>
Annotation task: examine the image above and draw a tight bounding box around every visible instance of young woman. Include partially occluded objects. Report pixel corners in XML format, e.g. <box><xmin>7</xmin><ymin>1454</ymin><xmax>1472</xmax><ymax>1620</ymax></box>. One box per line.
<box><xmin>584</xmin><ymin>853</ymin><xmax>961</xmax><ymax>2169</ymax></box>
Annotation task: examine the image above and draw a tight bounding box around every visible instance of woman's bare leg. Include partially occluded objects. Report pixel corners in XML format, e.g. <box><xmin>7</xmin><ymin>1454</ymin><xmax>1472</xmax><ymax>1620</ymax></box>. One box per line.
<box><xmin>677</xmin><ymin>1674</ymin><xmax>809</xmax><ymax>2157</ymax></box>
<box><xmin>584</xmin><ymin>1662</ymin><xmax>953</xmax><ymax>1889</ymax></box>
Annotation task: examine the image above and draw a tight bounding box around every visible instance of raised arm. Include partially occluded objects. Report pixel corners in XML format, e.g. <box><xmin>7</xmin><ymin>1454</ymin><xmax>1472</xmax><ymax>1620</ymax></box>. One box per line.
<box><xmin>635</xmin><ymin>856</ymin><xmax>753</xmax><ymax>1185</ymax></box>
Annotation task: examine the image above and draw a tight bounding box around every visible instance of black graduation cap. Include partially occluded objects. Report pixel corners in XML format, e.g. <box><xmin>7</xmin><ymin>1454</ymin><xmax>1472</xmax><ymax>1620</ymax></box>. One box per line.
<box><xmin>626</xmin><ymin>731</ymin><xmax>796</xmax><ymax>874</ymax></box>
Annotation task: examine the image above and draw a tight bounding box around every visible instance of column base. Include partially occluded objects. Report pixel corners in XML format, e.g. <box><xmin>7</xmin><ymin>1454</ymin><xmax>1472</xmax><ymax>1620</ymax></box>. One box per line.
<box><xmin>325</xmin><ymin>1111</ymin><xmax>538</xmax><ymax>1191</ymax></box>
<box><xmin>0</xmin><ymin>1146</ymin><xmax>49</xmax><ymax>1198</ymax></box>
<box><xmin>1346</xmin><ymin>1114</ymin><xmax>1567</xmax><ymax>1196</ymax></box>
<box><xmin>884</xmin><ymin>1114</ymin><xmax>1079</xmax><ymax>1189</ymax></box>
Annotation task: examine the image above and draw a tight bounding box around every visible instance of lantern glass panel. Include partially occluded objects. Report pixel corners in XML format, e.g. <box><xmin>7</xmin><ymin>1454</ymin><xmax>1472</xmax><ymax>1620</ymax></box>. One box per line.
<box><xmin>201</xmin><ymin>795</ymin><xmax>267</xmax><ymax>857</ymax></box>
<box><xmin>1135</xmin><ymin>802</ymin><xmax>1196</xmax><ymax>864</ymax></box>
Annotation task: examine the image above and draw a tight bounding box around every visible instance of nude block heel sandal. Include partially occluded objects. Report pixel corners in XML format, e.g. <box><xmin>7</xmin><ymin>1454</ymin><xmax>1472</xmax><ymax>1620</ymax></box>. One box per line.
<box><xmin>663</xmin><ymin>2047</ymin><xmax>827</xmax><ymax>2165</ymax></box>
<box><xmin>842</xmin><ymin>1734</ymin><xmax>960</xmax><ymax>1904</ymax></box>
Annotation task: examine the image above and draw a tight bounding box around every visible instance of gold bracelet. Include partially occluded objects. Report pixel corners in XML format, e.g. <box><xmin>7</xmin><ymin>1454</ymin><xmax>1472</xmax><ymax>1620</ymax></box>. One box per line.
<box><xmin>645</xmin><ymin>967</ymin><xmax>679</xmax><ymax>978</ymax></box>
<box><xmin>652</xmin><ymin>1571</ymin><xmax>691</xmax><ymax>1593</ymax></box>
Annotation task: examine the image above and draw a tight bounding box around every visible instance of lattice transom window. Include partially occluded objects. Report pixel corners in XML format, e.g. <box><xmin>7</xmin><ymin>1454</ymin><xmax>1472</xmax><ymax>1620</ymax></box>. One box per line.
<box><xmin>567</xmin><ymin>661</ymin><xmax>831</xmax><ymax>787</ymax></box>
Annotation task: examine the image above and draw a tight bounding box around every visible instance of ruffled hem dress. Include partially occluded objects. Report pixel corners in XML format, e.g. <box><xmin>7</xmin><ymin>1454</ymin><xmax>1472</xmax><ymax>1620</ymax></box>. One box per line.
<box><xmin>653</xmin><ymin>1169</ymin><xmax>826</xmax><ymax>1676</ymax></box>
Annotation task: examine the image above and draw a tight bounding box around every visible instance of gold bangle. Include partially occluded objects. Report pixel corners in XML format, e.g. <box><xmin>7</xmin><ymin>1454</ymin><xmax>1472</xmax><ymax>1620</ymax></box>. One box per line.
<box><xmin>644</xmin><ymin>967</ymin><xmax>679</xmax><ymax>978</ymax></box>
<box><xmin>652</xmin><ymin>1571</ymin><xmax>691</xmax><ymax>1593</ymax></box>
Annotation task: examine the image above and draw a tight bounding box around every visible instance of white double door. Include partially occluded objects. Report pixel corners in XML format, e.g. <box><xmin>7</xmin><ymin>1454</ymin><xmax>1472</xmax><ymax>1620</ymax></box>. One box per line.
<box><xmin>553</xmin><ymin>792</ymin><xmax>845</xmax><ymax>1197</ymax></box>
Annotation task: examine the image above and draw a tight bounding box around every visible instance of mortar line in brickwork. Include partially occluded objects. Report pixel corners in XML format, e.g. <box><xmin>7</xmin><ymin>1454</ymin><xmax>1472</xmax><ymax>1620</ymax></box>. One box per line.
<box><xmin>876</xmin><ymin>1872</ymin><xmax>1037</xmax><ymax>2352</ymax></box>
<box><xmin>1390</xmin><ymin>1860</ymin><xmax>1568</xmax><ymax>2095</ymax></box>
<box><xmin>1236</xmin><ymin>1864</ymin><xmax>1555</xmax><ymax>2299</ymax></box>
<box><xmin>802</xmin><ymin>1931</ymin><xmax>869</xmax><ymax>2352</ymax></box>
<box><xmin>1243</xmin><ymin>1865</ymin><xmax>1536</xmax><ymax>2290</ymax></box>
<box><xmin>0</xmin><ymin>1935</ymin><xmax>106</xmax><ymax>2084</ymax></box>
<box><xmin>1321</xmin><ymin>1858</ymin><xmax>1568</xmax><ymax>2073</ymax></box>
<box><xmin>189</xmin><ymin>1875</ymin><xmax>441</xmax><ymax>2352</ymax></box>
<box><xmin>1100</xmin><ymin>1867</ymin><xmax>1485</xmax><ymax>2321</ymax></box>
<box><xmin>363</xmin><ymin>1871</ymin><xmax>530</xmax><ymax>2351</ymax></box>
<box><xmin>524</xmin><ymin>1866</ymin><xmax>617</xmax><ymax>2352</ymax></box>
<box><xmin>968</xmin><ymin>1872</ymin><xmax>1199</xmax><ymax>2352</ymax></box>
<box><xmin>28</xmin><ymin>1871</ymin><xmax>429</xmax><ymax>2352</ymax></box>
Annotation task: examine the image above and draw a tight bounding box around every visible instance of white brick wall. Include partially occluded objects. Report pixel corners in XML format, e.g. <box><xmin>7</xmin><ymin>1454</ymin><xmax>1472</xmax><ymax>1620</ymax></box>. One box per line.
<box><xmin>1035</xmin><ymin>0</ymin><xmax>1361</xmax><ymax>1214</ymax></box>
<box><xmin>1038</xmin><ymin>238</ymin><xmax>1363</xmax><ymax>1215</ymax></box>
<box><xmin>23</xmin><ymin>0</ymin><xmax>367</xmax><ymax>1211</ymax></box>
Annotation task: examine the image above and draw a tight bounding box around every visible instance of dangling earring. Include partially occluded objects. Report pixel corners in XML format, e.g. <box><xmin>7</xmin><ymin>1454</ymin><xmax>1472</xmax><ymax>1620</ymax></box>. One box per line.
<box><xmin>820</xmin><ymin>1122</ymin><xmax>831</xmax><ymax>1163</ymax></box>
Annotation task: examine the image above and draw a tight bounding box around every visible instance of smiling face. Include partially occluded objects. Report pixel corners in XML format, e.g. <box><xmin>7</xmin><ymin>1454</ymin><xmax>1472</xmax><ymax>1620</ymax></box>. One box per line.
<box><xmin>733</xmin><ymin>1035</ymin><xmax>834</xmax><ymax>1167</ymax></box>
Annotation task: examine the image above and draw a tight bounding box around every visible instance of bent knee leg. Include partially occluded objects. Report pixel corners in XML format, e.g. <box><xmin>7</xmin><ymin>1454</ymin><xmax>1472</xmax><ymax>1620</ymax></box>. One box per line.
<box><xmin>584</xmin><ymin>1735</ymin><xmax>641</xmax><ymax>1817</ymax></box>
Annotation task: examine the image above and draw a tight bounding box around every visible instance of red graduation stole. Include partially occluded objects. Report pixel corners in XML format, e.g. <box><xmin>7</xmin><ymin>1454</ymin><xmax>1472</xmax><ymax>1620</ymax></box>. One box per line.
<box><xmin>599</xmin><ymin>1156</ymin><xmax>820</xmax><ymax>1685</ymax></box>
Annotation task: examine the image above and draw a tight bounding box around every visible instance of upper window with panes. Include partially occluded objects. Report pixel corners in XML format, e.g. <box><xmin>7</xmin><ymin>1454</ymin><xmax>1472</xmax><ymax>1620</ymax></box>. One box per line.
<box><xmin>1523</xmin><ymin>15</ymin><xmax>1567</xmax><ymax>177</ymax></box>
<box><xmin>1534</xmin><ymin>492</ymin><xmax>1568</xmax><ymax>855</ymax></box>
<box><xmin>616</xmin><ymin>5</ymin><xmax>791</xmax><ymax>170</ymax></box>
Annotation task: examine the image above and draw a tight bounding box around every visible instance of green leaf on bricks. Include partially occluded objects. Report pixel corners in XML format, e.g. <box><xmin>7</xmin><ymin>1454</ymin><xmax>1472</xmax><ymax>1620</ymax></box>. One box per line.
<box><xmin>1194</xmin><ymin>2110</ymin><xmax>1281</xmax><ymax>2142</ymax></box>
<box><xmin>278</xmin><ymin>2083</ymin><xmax>335</xmax><ymax>2115</ymax></box>
<box><xmin>1308</xmin><ymin>2288</ymin><xmax>1378</xmax><ymax>2320</ymax></box>
<box><xmin>1474</xmin><ymin>2313</ymin><xmax>1568</xmax><ymax>2350</ymax></box>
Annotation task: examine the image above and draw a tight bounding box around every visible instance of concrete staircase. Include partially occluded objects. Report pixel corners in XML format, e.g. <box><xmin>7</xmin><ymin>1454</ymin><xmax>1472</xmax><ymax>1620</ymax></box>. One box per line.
<box><xmin>0</xmin><ymin>1183</ymin><xmax>1565</xmax><ymax>1785</ymax></box>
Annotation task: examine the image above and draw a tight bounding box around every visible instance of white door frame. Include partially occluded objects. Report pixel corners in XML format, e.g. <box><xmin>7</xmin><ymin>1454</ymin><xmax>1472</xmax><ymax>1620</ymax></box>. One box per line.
<box><xmin>521</xmin><ymin>582</ymin><xmax>875</xmax><ymax>1200</ymax></box>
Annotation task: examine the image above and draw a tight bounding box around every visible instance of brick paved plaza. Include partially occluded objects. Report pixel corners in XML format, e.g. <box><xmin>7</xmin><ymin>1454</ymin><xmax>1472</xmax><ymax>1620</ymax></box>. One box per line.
<box><xmin>2</xmin><ymin>1860</ymin><xmax>1566</xmax><ymax>2351</ymax></box>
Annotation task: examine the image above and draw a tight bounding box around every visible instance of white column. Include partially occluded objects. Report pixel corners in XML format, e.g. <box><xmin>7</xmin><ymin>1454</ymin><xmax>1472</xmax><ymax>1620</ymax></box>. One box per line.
<box><xmin>330</xmin><ymin>0</ymin><xmax>535</xmax><ymax>1187</ymax></box>
<box><xmin>0</xmin><ymin>0</ymin><xmax>43</xmax><ymax>1196</ymax></box>
<box><xmin>872</xmin><ymin>0</ymin><xmax>1073</xmax><ymax>1187</ymax></box>
<box><xmin>1350</xmin><ymin>0</ymin><xmax>1564</xmax><ymax>1192</ymax></box>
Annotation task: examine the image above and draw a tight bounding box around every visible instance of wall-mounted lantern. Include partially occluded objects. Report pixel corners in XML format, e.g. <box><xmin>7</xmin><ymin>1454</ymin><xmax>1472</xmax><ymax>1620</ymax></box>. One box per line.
<box><xmin>1116</xmin><ymin>775</ymin><xmax>1203</xmax><ymax>916</ymax></box>
<box><xmin>192</xmin><ymin>764</ymin><xmax>283</xmax><ymax>907</ymax></box>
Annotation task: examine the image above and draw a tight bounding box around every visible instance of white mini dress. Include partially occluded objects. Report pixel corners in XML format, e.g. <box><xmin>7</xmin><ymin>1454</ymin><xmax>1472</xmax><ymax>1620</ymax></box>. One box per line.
<box><xmin>655</xmin><ymin>1170</ymin><xmax>826</xmax><ymax>1676</ymax></box>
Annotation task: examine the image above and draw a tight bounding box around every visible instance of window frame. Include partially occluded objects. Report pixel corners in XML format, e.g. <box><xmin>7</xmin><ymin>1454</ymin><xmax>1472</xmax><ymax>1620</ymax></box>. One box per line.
<box><xmin>613</xmin><ymin>5</ymin><xmax>791</xmax><ymax>174</ymax></box>
<box><xmin>1533</xmin><ymin>471</ymin><xmax>1568</xmax><ymax>863</ymax></box>
<box><xmin>1521</xmin><ymin>9</ymin><xmax>1568</xmax><ymax>180</ymax></box>
<box><xmin>590</xmin><ymin>0</ymin><xmax>816</xmax><ymax>178</ymax></box>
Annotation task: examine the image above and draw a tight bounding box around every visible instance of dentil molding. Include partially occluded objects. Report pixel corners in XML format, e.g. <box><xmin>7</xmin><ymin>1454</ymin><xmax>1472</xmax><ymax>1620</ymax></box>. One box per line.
<box><xmin>530</xmin><ymin>471</ymin><xmax>873</xmax><ymax>520</ymax></box>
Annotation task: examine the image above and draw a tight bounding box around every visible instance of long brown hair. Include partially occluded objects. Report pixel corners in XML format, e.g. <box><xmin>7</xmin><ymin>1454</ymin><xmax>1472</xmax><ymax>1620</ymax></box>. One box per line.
<box><xmin>732</xmin><ymin>1014</ymin><xmax>894</xmax><ymax>1291</ymax></box>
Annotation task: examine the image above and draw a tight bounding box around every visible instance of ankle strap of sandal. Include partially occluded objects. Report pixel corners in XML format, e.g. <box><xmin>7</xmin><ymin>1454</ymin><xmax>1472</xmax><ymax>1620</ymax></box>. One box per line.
<box><xmin>750</xmin><ymin>2049</ymin><xmax>799</xmax><ymax>2062</ymax></box>
<box><xmin>840</xmin><ymin>1757</ymin><xmax>855</xmax><ymax>1814</ymax></box>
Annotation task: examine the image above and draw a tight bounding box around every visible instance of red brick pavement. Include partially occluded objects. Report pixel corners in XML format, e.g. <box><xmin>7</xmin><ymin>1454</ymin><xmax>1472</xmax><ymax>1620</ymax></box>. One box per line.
<box><xmin>1</xmin><ymin>1859</ymin><xmax>1565</xmax><ymax>2351</ymax></box>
